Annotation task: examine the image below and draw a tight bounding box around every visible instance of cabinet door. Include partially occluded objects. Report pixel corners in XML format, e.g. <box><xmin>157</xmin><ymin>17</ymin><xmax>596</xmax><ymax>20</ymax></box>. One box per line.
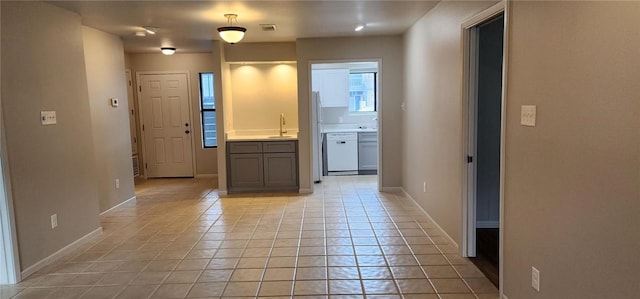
<box><xmin>358</xmin><ymin>142</ymin><xmax>378</xmax><ymax>170</ymax></box>
<box><xmin>315</xmin><ymin>69</ymin><xmax>349</xmax><ymax>107</ymax></box>
<box><xmin>263</xmin><ymin>153</ymin><xmax>298</xmax><ymax>189</ymax></box>
<box><xmin>228</xmin><ymin>153</ymin><xmax>264</xmax><ymax>191</ymax></box>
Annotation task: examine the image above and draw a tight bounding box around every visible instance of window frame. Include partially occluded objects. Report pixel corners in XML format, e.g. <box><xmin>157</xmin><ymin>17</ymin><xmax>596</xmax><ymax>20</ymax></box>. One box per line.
<box><xmin>199</xmin><ymin>72</ymin><xmax>217</xmax><ymax>148</ymax></box>
<box><xmin>348</xmin><ymin>71</ymin><xmax>378</xmax><ymax>114</ymax></box>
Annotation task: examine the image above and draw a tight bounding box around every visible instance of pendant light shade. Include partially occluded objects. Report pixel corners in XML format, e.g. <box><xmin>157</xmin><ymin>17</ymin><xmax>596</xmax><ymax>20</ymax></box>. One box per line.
<box><xmin>160</xmin><ymin>47</ymin><xmax>176</xmax><ymax>55</ymax></box>
<box><xmin>218</xmin><ymin>14</ymin><xmax>246</xmax><ymax>44</ymax></box>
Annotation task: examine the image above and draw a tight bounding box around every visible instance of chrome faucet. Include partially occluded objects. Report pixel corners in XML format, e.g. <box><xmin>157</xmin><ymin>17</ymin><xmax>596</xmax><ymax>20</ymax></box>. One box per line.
<box><xmin>279</xmin><ymin>113</ymin><xmax>287</xmax><ymax>136</ymax></box>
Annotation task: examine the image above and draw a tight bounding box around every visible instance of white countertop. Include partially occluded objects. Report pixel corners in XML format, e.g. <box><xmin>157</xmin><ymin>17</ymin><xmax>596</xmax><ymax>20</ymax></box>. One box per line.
<box><xmin>322</xmin><ymin>128</ymin><xmax>377</xmax><ymax>133</ymax></box>
<box><xmin>226</xmin><ymin>135</ymin><xmax>298</xmax><ymax>141</ymax></box>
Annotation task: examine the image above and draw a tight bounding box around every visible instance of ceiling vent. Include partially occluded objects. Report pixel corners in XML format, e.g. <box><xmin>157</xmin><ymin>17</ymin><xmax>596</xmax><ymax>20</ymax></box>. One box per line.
<box><xmin>260</xmin><ymin>24</ymin><xmax>277</xmax><ymax>32</ymax></box>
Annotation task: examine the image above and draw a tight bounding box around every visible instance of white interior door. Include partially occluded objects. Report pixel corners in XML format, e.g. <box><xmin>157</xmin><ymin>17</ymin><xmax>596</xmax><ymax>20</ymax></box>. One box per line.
<box><xmin>139</xmin><ymin>73</ymin><xmax>194</xmax><ymax>178</ymax></box>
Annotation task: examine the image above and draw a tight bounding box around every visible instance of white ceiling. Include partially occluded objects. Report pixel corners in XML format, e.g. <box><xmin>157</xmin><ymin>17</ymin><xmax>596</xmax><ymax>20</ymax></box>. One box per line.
<box><xmin>49</xmin><ymin>1</ymin><xmax>440</xmax><ymax>53</ymax></box>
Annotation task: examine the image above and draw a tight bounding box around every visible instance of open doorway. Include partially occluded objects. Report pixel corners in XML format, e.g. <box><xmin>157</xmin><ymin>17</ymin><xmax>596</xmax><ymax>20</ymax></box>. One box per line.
<box><xmin>462</xmin><ymin>3</ymin><xmax>506</xmax><ymax>289</ymax></box>
<box><xmin>310</xmin><ymin>61</ymin><xmax>381</xmax><ymax>188</ymax></box>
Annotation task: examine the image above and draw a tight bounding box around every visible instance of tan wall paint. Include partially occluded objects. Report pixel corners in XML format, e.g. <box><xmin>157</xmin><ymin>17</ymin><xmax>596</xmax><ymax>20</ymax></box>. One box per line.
<box><xmin>229</xmin><ymin>63</ymin><xmax>298</xmax><ymax>132</ymax></box>
<box><xmin>82</xmin><ymin>26</ymin><xmax>136</xmax><ymax>212</ymax></box>
<box><xmin>224</xmin><ymin>42</ymin><xmax>296</xmax><ymax>62</ymax></box>
<box><xmin>1</xmin><ymin>2</ymin><xmax>101</xmax><ymax>269</ymax></box>
<box><xmin>403</xmin><ymin>1</ymin><xmax>497</xmax><ymax>246</ymax></box>
<box><xmin>503</xmin><ymin>2</ymin><xmax>640</xmax><ymax>297</ymax></box>
<box><xmin>296</xmin><ymin>36</ymin><xmax>404</xmax><ymax>191</ymax></box>
<box><xmin>130</xmin><ymin>53</ymin><xmax>221</xmax><ymax>175</ymax></box>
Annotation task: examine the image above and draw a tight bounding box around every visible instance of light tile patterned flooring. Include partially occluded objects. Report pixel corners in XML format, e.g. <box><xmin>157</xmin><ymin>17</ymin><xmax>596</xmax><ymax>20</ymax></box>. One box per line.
<box><xmin>2</xmin><ymin>175</ymin><xmax>498</xmax><ymax>298</ymax></box>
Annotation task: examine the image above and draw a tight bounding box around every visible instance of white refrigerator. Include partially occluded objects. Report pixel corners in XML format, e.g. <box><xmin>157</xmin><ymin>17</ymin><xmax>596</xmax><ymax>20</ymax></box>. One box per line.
<box><xmin>312</xmin><ymin>91</ymin><xmax>323</xmax><ymax>183</ymax></box>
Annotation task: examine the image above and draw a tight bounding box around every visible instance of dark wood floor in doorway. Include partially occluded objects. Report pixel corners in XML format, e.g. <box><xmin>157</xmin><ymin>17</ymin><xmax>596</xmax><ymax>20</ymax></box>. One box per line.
<box><xmin>469</xmin><ymin>228</ymin><xmax>499</xmax><ymax>287</ymax></box>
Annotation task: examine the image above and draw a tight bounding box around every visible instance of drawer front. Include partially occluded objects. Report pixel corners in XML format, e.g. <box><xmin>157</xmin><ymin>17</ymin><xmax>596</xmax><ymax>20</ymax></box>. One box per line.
<box><xmin>358</xmin><ymin>132</ymin><xmax>378</xmax><ymax>142</ymax></box>
<box><xmin>263</xmin><ymin>141</ymin><xmax>297</xmax><ymax>153</ymax></box>
<box><xmin>228</xmin><ymin>142</ymin><xmax>263</xmax><ymax>154</ymax></box>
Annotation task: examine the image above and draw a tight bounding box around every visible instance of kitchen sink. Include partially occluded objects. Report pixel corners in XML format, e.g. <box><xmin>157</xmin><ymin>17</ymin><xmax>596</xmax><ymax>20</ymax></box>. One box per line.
<box><xmin>268</xmin><ymin>135</ymin><xmax>295</xmax><ymax>139</ymax></box>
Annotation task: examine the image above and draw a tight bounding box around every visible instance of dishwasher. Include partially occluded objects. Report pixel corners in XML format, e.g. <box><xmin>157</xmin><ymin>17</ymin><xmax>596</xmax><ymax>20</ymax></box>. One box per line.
<box><xmin>326</xmin><ymin>132</ymin><xmax>358</xmax><ymax>174</ymax></box>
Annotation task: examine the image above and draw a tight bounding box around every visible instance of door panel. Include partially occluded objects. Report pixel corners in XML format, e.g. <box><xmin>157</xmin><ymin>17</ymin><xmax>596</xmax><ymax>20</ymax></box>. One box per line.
<box><xmin>140</xmin><ymin>73</ymin><xmax>193</xmax><ymax>177</ymax></box>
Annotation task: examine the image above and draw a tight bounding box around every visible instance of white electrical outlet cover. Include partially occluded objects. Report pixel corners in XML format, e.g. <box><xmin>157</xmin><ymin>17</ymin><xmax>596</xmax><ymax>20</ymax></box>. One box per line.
<box><xmin>521</xmin><ymin>105</ymin><xmax>536</xmax><ymax>127</ymax></box>
<box><xmin>110</xmin><ymin>98</ymin><xmax>119</xmax><ymax>107</ymax></box>
<box><xmin>531</xmin><ymin>266</ymin><xmax>540</xmax><ymax>292</ymax></box>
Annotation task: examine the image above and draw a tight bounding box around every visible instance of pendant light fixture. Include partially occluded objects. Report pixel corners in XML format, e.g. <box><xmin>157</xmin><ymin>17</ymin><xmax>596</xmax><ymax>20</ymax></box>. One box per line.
<box><xmin>160</xmin><ymin>47</ymin><xmax>176</xmax><ymax>55</ymax></box>
<box><xmin>217</xmin><ymin>14</ymin><xmax>247</xmax><ymax>44</ymax></box>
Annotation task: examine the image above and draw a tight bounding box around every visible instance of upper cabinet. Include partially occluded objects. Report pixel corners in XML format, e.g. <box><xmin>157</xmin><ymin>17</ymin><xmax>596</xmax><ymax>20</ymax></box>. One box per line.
<box><xmin>312</xmin><ymin>69</ymin><xmax>349</xmax><ymax>107</ymax></box>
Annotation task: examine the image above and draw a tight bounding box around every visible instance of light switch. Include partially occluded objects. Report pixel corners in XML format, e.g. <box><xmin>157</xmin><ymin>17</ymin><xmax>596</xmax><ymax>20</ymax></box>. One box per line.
<box><xmin>520</xmin><ymin>105</ymin><xmax>536</xmax><ymax>127</ymax></box>
<box><xmin>41</xmin><ymin>111</ymin><xmax>57</xmax><ymax>125</ymax></box>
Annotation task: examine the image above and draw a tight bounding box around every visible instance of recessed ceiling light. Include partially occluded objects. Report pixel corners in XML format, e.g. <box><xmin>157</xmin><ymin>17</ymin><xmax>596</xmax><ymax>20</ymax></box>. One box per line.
<box><xmin>144</xmin><ymin>26</ymin><xmax>158</xmax><ymax>35</ymax></box>
<box><xmin>135</xmin><ymin>31</ymin><xmax>146</xmax><ymax>37</ymax></box>
<box><xmin>355</xmin><ymin>24</ymin><xmax>365</xmax><ymax>32</ymax></box>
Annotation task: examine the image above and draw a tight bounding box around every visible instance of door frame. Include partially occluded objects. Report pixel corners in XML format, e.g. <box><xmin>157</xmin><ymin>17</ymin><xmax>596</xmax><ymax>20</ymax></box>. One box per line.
<box><xmin>136</xmin><ymin>71</ymin><xmax>196</xmax><ymax>178</ymax></box>
<box><xmin>307</xmin><ymin>59</ymin><xmax>383</xmax><ymax>192</ymax></box>
<box><xmin>460</xmin><ymin>0</ymin><xmax>509</xmax><ymax>292</ymax></box>
<box><xmin>0</xmin><ymin>120</ymin><xmax>21</xmax><ymax>284</ymax></box>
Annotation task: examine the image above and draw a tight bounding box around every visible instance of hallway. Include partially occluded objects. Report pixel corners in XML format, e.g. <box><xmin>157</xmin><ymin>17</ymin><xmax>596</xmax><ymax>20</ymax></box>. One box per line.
<box><xmin>2</xmin><ymin>176</ymin><xmax>497</xmax><ymax>298</ymax></box>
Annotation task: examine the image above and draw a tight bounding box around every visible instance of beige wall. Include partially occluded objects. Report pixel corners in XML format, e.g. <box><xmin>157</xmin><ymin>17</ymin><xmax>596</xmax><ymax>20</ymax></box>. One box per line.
<box><xmin>1</xmin><ymin>2</ymin><xmax>101</xmax><ymax>269</ymax></box>
<box><xmin>129</xmin><ymin>53</ymin><xmax>221</xmax><ymax>176</ymax></box>
<box><xmin>224</xmin><ymin>42</ymin><xmax>296</xmax><ymax>62</ymax></box>
<box><xmin>82</xmin><ymin>26</ymin><xmax>136</xmax><ymax>212</ymax></box>
<box><xmin>296</xmin><ymin>36</ymin><xmax>404</xmax><ymax>192</ymax></box>
<box><xmin>503</xmin><ymin>2</ymin><xmax>640</xmax><ymax>297</ymax></box>
<box><xmin>402</xmin><ymin>1</ymin><xmax>496</xmax><ymax>245</ymax></box>
<box><xmin>229</xmin><ymin>63</ymin><xmax>298</xmax><ymax>132</ymax></box>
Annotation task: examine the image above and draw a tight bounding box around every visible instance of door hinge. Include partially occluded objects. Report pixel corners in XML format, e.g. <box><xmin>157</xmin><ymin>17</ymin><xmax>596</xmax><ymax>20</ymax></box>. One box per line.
<box><xmin>467</xmin><ymin>155</ymin><xmax>473</xmax><ymax>163</ymax></box>
<box><xmin>142</xmin><ymin>124</ymin><xmax>145</xmax><ymax>131</ymax></box>
<box><xmin>139</xmin><ymin>86</ymin><xmax>142</xmax><ymax>92</ymax></box>
<box><xmin>145</xmin><ymin>163</ymin><xmax>148</xmax><ymax>169</ymax></box>
<box><xmin>129</xmin><ymin>80</ymin><xmax>132</xmax><ymax>87</ymax></box>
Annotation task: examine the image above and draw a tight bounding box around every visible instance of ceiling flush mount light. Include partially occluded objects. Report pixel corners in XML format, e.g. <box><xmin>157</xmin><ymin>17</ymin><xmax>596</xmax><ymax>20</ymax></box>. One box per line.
<box><xmin>135</xmin><ymin>31</ymin><xmax>146</xmax><ymax>37</ymax></box>
<box><xmin>160</xmin><ymin>47</ymin><xmax>176</xmax><ymax>55</ymax></box>
<box><xmin>217</xmin><ymin>14</ymin><xmax>247</xmax><ymax>44</ymax></box>
<box><xmin>355</xmin><ymin>24</ymin><xmax>365</xmax><ymax>32</ymax></box>
<box><xmin>144</xmin><ymin>26</ymin><xmax>158</xmax><ymax>35</ymax></box>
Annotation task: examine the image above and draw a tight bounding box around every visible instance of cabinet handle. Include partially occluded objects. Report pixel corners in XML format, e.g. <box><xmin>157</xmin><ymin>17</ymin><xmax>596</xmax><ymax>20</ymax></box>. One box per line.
<box><xmin>337</xmin><ymin>141</ymin><xmax>346</xmax><ymax>144</ymax></box>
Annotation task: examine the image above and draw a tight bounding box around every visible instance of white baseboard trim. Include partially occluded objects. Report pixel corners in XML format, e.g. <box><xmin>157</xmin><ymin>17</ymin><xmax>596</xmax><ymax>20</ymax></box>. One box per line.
<box><xmin>217</xmin><ymin>190</ymin><xmax>228</xmax><ymax>197</ymax></box>
<box><xmin>298</xmin><ymin>188</ymin><xmax>312</xmax><ymax>194</ymax></box>
<box><xmin>195</xmin><ymin>174</ymin><xmax>218</xmax><ymax>179</ymax></box>
<box><xmin>477</xmin><ymin>220</ymin><xmax>500</xmax><ymax>228</ymax></box>
<box><xmin>100</xmin><ymin>196</ymin><xmax>136</xmax><ymax>216</ymax></box>
<box><xmin>21</xmin><ymin>227</ymin><xmax>103</xmax><ymax>279</ymax></box>
<box><xmin>399</xmin><ymin>188</ymin><xmax>459</xmax><ymax>249</ymax></box>
<box><xmin>381</xmin><ymin>187</ymin><xmax>403</xmax><ymax>192</ymax></box>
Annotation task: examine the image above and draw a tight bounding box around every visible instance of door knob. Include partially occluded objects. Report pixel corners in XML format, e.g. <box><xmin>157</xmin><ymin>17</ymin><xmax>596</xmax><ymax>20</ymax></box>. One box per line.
<box><xmin>185</xmin><ymin>130</ymin><xmax>190</xmax><ymax>134</ymax></box>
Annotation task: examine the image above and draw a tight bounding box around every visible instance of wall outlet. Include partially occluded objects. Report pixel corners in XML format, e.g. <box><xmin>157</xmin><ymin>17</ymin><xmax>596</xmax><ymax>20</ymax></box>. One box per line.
<box><xmin>51</xmin><ymin>214</ymin><xmax>58</xmax><ymax>229</ymax></box>
<box><xmin>115</xmin><ymin>178</ymin><xmax>120</xmax><ymax>189</ymax></box>
<box><xmin>423</xmin><ymin>181</ymin><xmax>427</xmax><ymax>193</ymax></box>
<box><xmin>521</xmin><ymin>105</ymin><xmax>536</xmax><ymax>127</ymax></box>
<box><xmin>531</xmin><ymin>266</ymin><xmax>540</xmax><ymax>292</ymax></box>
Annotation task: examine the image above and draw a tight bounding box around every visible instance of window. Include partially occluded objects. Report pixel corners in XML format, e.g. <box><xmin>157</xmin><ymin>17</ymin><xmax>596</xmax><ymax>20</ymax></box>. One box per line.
<box><xmin>199</xmin><ymin>73</ymin><xmax>217</xmax><ymax>148</ymax></box>
<box><xmin>349</xmin><ymin>72</ymin><xmax>377</xmax><ymax>112</ymax></box>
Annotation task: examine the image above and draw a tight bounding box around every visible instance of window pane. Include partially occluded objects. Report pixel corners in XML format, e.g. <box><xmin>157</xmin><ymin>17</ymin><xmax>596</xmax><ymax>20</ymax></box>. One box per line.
<box><xmin>203</xmin><ymin>111</ymin><xmax>217</xmax><ymax>147</ymax></box>
<box><xmin>200</xmin><ymin>73</ymin><xmax>215</xmax><ymax>109</ymax></box>
<box><xmin>349</xmin><ymin>73</ymin><xmax>375</xmax><ymax>112</ymax></box>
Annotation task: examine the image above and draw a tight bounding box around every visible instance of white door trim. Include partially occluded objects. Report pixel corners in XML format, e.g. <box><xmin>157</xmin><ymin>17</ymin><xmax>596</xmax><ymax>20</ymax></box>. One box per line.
<box><xmin>307</xmin><ymin>59</ymin><xmax>384</xmax><ymax>192</ymax></box>
<box><xmin>460</xmin><ymin>0</ymin><xmax>508</xmax><ymax>294</ymax></box>
<box><xmin>136</xmin><ymin>71</ymin><xmax>196</xmax><ymax>178</ymax></box>
<box><xmin>0</xmin><ymin>122</ymin><xmax>21</xmax><ymax>283</ymax></box>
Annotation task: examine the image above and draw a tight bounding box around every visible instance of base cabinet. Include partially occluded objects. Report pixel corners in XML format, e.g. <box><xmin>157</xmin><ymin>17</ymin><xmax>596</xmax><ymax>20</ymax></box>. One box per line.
<box><xmin>358</xmin><ymin>132</ymin><xmax>378</xmax><ymax>175</ymax></box>
<box><xmin>227</xmin><ymin>141</ymin><xmax>298</xmax><ymax>193</ymax></box>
